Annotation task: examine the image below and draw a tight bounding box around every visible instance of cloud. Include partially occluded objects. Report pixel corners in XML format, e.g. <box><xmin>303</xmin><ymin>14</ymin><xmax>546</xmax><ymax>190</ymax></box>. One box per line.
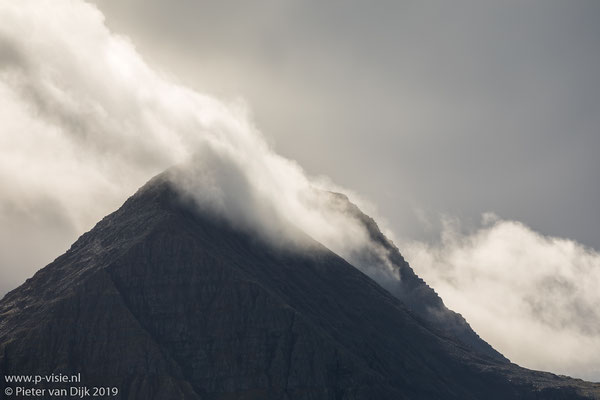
<box><xmin>0</xmin><ymin>0</ymin><xmax>394</xmax><ymax>295</ymax></box>
<box><xmin>2</xmin><ymin>0</ymin><xmax>599</xmax><ymax>382</ymax></box>
<box><xmin>403</xmin><ymin>214</ymin><xmax>600</xmax><ymax>381</ymax></box>
<box><xmin>90</xmin><ymin>0</ymin><xmax>600</xmax><ymax>254</ymax></box>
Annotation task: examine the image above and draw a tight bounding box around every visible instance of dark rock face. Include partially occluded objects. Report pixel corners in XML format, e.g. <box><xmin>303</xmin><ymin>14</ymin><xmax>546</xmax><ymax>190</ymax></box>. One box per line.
<box><xmin>1</xmin><ymin>174</ymin><xmax>599</xmax><ymax>399</ymax></box>
<box><xmin>327</xmin><ymin>192</ymin><xmax>506</xmax><ymax>362</ymax></box>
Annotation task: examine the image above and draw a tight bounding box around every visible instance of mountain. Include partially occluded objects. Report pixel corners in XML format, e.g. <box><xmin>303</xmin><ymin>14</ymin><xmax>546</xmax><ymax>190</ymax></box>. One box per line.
<box><xmin>326</xmin><ymin>192</ymin><xmax>505</xmax><ymax>361</ymax></box>
<box><xmin>1</xmin><ymin>172</ymin><xmax>599</xmax><ymax>399</ymax></box>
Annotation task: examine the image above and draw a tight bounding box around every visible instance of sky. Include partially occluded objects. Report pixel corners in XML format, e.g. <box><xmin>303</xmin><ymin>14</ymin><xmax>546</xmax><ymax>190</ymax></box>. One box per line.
<box><xmin>1</xmin><ymin>0</ymin><xmax>599</xmax><ymax>381</ymax></box>
<box><xmin>91</xmin><ymin>0</ymin><xmax>600</xmax><ymax>249</ymax></box>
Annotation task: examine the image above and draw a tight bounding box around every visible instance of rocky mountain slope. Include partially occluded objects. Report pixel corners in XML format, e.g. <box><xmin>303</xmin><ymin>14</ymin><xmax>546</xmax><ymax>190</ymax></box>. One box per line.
<box><xmin>326</xmin><ymin>192</ymin><xmax>505</xmax><ymax>361</ymax></box>
<box><xmin>1</xmin><ymin>172</ymin><xmax>599</xmax><ymax>399</ymax></box>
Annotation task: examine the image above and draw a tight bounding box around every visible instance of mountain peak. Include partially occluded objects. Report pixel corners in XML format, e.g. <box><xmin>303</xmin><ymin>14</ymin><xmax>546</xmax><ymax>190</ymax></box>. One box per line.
<box><xmin>1</xmin><ymin>172</ymin><xmax>599</xmax><ymax>399</ymax></box>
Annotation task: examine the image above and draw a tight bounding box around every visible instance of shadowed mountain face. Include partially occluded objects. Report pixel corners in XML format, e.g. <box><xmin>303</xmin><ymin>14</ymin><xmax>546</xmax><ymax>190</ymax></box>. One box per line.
<box><xmin>326</xmin><ymin>192</ymin><xmax>506</xmax><ymax>362</ymax></box>
<box><xmin>1</xmin><ymin>173</ymin><xmax>599</xmax><ymax>399</ymax></box>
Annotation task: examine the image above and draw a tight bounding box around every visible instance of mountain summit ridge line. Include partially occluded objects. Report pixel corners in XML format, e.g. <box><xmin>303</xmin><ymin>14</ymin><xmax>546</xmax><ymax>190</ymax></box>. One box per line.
<box><xmin>1</xmin><ymin>171</ymin><xmax>599</xmax><ymax>399</ymax></box>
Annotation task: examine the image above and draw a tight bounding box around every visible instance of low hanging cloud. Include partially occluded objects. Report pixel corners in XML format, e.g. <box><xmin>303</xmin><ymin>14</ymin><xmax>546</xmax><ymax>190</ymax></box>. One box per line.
<box><xmin>0</xmin><ymin>0</ymin><xmax>395</xmax><ymax>294</ymax></box>
<box><xmin>2</xmin><ymin>0</ymin><xmax>599</xmax><ymax>383</ymax></box>
<box><xmin>403</xmin><ymin>214</ymin><xmax>600</xmax><ymax>381</ymax></box>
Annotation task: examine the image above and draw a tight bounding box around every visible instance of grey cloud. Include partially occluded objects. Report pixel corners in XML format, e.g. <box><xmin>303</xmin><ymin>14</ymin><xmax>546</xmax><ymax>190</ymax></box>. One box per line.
<box><xmin>91</xmin><ymin>0</ymin><xmax>600</xmax><ymax>250</ymax></box>
<box><xmin>0</xmin><ymin>193</ymin><xmax>78</xmax><ymax>294</ymax></box>
<box><xmin>0</xmin><ymin>35</ymin><xmax>26</xmax><ymax>70</ymax></box>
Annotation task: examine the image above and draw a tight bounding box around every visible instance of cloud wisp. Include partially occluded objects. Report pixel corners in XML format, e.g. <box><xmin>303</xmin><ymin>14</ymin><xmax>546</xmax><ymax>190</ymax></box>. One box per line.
<box><xmin>403</xmin><ymin>214</ymin><xmax>600</xmax><ymax>381</ymax></box>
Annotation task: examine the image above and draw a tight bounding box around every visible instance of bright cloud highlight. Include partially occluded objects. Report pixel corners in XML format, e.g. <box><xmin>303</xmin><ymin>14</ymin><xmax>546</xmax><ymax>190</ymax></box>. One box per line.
<box><xmin>404</xmin><ymin>214</ymin><xmax>600</xmax><ymax>381</ymax></box>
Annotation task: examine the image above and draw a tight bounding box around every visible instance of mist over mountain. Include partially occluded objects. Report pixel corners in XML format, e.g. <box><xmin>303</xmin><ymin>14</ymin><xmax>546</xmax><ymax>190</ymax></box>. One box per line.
<box><xmin>1</xmin><ymin>0</ymin><xmax>599</xmax><ymax>382</ymax></box>
<box><xmin>0</xmin><ymin>0</ymin><xmax>399</xmax><ymax>298</ymax></box>
<box><xmin>2</xmin><ymin>171</ymin><xmax>599</xmax><ymax>399</ymax></box>
<box><xmin>405</xmin><ymin>216</ymin><xmax>600</xmax><ymax>381</ymax></box>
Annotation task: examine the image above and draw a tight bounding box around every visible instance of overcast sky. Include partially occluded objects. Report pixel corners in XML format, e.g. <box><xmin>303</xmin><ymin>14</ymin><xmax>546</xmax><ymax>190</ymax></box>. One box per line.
<box><xmin>92</xmin><ymin>0</ymin><xmax>600</xmax><ymax>248</ymax></box>
<box><xmin>1</xmin><ymin>0</ymin><xmax>599</xmax><ymax>381</ymax></box>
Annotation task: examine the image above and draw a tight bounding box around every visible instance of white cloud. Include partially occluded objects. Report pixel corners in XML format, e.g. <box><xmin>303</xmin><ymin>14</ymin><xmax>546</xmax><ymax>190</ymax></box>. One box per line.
<box><xmin>2</xmin><ymin>0</ymin><xmax>599</xmax><ymax>382</ymax></box>
<box><xmin>0</xmin><ymin>0</ymin><xmax>394</xmax><ymax>294</ymax></box>
<box><xmin>403</xmin><ymin>214</ymin><xmax>600</xmax><ymax>381</ymax></box>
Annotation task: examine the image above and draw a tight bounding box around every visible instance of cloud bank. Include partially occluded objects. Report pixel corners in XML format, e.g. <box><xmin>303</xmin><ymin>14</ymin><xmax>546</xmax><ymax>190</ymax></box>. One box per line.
<box><xmin>404</xmin><ymin>214</ymin><xmax>600</xmax><ymax>381</ymax></box>
<box><xmin>0</xmin><ymin>0</ymin><xmax>394</xmax><ymax>294</ymax></box>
